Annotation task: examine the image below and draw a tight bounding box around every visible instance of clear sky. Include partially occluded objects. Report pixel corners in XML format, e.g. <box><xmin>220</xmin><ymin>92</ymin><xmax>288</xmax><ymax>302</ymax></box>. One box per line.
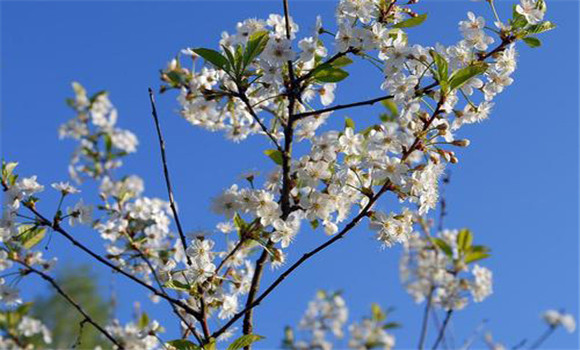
<box><xmin>1</xmin><ymin>1</ymin><xmax>578</xmax><ymax>349</ymax></box>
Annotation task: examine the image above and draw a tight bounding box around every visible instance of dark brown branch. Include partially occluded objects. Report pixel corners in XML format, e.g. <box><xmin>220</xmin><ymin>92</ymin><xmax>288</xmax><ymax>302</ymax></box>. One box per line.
<box><xmin>138</xmin><ymin>250</ymin><xmax>203</xmax><ymax>344</ymax></box>
<box><xmin>237</xmin><ymin>93</ymin><xmax>283</xmax><ymax>152</ymax></box>
<box><xmin>212</xmin><ymin>181</ymin><xmax>394</xmax><ymax>340</ymax></box>
<box><xmin>293</xmin><ymin>94</ymin><xmax>395</xmax><ymax>122</ymax></box>
<box><xmin>22</xmin><ymin>203</ymin><xmax>203</xmax><ymax>321</ymax></box>
<box><xmin>241</xmin><ymin>1</ymin><xmax>297</xmax><ymax>346</ymax></box>
<box><xmin>199</xmin><ymin>297</ymin><xmax>211</xmax><ymax>340</ymax></box>
<box><xmin>418</xmin><ymin>287</ymin><xmax>435</xmax><ymax>350</ymax></box>
<box><xmin>242</xmin><ymin>249</ymin><xmax>269</xmax><ymax>339</ymax></box>
<box><xmin>212</xmin><ymin>99</ymin><xmax>446</xmax><ymax>340</ymax></box>
<box><xmin>15</xmin><ymin>260</ymin><xmax>124</xmax><ymax>349</ymax></box>
<box><xmin>432</xmin><ymin>310</ymin><xmax>453</xmax><ymax>350</ymax></box>
<box><xmin>148</xmin><ymin>88</ymin><xmax>191</xmax><ymax>266</ymax></box>
<box><xmin>529</xmin><ymin>325</ymin><xmax>557</xmax><ymax>350</ymax></box>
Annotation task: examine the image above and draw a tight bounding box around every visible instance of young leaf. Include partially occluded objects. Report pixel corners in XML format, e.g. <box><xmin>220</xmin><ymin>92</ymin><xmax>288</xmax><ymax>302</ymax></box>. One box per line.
<box><xmin>203</xmin><ymin>338</ymin><xmax>217</xmax><ymax>350</ymax></box>
<box><xmin>167</xmin><ymin>339</ymin><xmax>201</xmax><ymax>350</ymax></box>
<box><xmin>345</xmin><ymin>117</ymin><xmax>355</xmax><ymax>130</ymax></box>
<box><xmin>383</xmin><ymin>322</ymin><xmax>402</xmax><ymax>329</ymax></box>
<box><xmin>526</xmin><ymin>21</ymin><xmax>556</xmax><ymax>34</ymax></box>
<box><xmin>331</xmin><ymin>56</ymin><xmax>354</xmax><ymax>68</ymax></box>
<box><xmin>464</xmin><ymin>251</ymin><xmax>491</xmax><ymax>264</ymax></box>
<box><xmin>381</xmin><ymin>98</ymin><xmax>399</xmax><ymax>118</ymax></box>
<box><xmin>429</xmin><ymin>50</ymin><xmax>449</xmax><ymax>91</ymax></box>
<box><xmin>392</xmin><ymin>14</ymin><xmax>428</xmax><ymax>28</ymax></box>
<box><xmin>313</xmin><ymin>67</ymin><xmax>349</xmax><ymax>83</ymax></box>
<box><xmin>456</xmin><ymin>229</ymin><xmax>473</xmax><ymax>253</ymax></box>
<box><xmin>469</xmin><ymin>245</ymin><xmax>491</xmax><ymax>253</ymax></box>
<box><xmin>431</xmin><ymin>237</ymin><xmax>453</xmax><ymax>258</ymax></box>
<box><xmin>18</xmin><ymin>225</ymin><xmax>47</xmax><ymax>249</ymax></box>
<box><xmin>193</xmin><ymin>48</ymin><xmax>229</xmax><ymax>71</ymax></box>
<box><xmin>233</xmin><ymin>212</ymin><xmax>247</xmax><ymax>232</ymax></box>
<box><xmin>371</xmin><ymin>303</ymin><xmax>386</xmax><ymax>322</ymax></box>
<box><xmin>163</xmin><ymin>280</ymin><xmax>191</xmax><ymax>292</ymax></box>
<box><xmin>227</xmin><ymin>334</ymin><xmax>265</xmax><ymax>350</ymax></box>
<box><xmin>244</xmin><ymin>31</ymin><xmax>270</xmax><ymax>67</ymax></box>
<box><xmin>522</xmin><ymin>36</ymin><xmax>542</xmax><ymax>48</ymax></box>
<box><xmin>448</xmin><ymin>62</ymin><xmax>488</xmax><ymax>91</ymax></box>
<box><xmin>264</xmin><ymin>149</ymin><xmax>284</xmax><ymax>166</ymax></box>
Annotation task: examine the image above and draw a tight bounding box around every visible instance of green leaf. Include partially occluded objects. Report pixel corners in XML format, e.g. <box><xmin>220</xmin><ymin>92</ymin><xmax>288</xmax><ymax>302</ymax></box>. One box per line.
<box><xmin>448</xmin><ymin>62</ymin><xmax>488</xmax><ymax>91</ymax></box>
<box><xmin>380</xmin><ymin>99</ymin><xmax>399</xmax><ymax>118</ymax></box>
<box><xmin>233</xmin><ymin>213</ymin><xmax>246</xmax><ymax>229</ymax></box>
<box><xmin>166</xmin><ymin>71</ymin><xmax>188</xmax><ymax>87</ymax></box>
<box><xmin>331</xmin><ymin>56</ymin><xmax>354</xmax><ymax>68</ymax></box>
<box><xmin>244</xmin><ymin>31</ymin><xmax>270</xmax><ymax>67</ymax></box>
<box><xmin>264</xmin><ymin>149</ymin><xmax>284</xmax><ymax>166</ymax></box>
<box><xmin>371</xmin><ymin>303</ymin><xmax>386</xmax><ymax>322</ymax></box>
<box><xmin>469</xmin><ymin>245</ymin><xmax>491</xmax><ymax>253</ymax></box>
<box><xmin>163</xmin><ymin>280</ymin><xmax>191</xmax><ymax>292</ymax></box>
<box><xmin>382</xmin><ymin>322</ymin><xmax>402</xmax><ymax>329</ymax></box>
<box><xmin>392</xmin><ymin>14</ymin><xmax>428</xmax><ymax>28</ymax></box>
<box><xmin>193</xmin><ymin>48</ymin><xmax>229</xmax><ymax>71</ymax></box>
<box><xmin>344</xmin><ymin>117</ymin><xmax>355</xmax><ymax>130</ymax></box>
<box><xmin>204</xmin><ymin>338</ymin><xmax>217</xmax><ymax>350</ymax></box>
<box><xmin>431</xmin><ymin>237</ymin><xmax>453</xmax><ymax>258</ymax></box>
<box><xmin>168</xmin><ymin>339</ymin><xmax>202</xmax><ymax>350</ymax></box>
<box><xmin>227</xmin><ymin>334</ymin><xmax>265</xmax><ymax>350</ymax></box>
<box><xmin>429</xmin><ymin>50</ymin><xmax>449</xmax><ymax>91</ymax></box>
<box><xmin>138</xmin><ymin>312</ymin><xmax>150</xmax><ymax>329</ymax></box>
<box><xmin>522</xmin><ymin>36</ymin><xmax>542</xmax><ymax>48</ymax></box>
<box><xmin>464</xmin><ymin>251</ymin><xmax>491</xmax><ymax>264</ymax></box>
<box><xmin>526</xmin><ymin>21</ymin><xmax>556</xmax><ymax>34</ymax></box>
<box><xmin>313</xmin><ymin>67</ymin><xmax>349</xmax><ymax>83</ymax></box>
<box><xmin>310</xmin><ymin>219</ymin><xmax>319</xmax><ymax>229</ymax></box>
<box><xmin>456</xmin><ymin>229</ymin><xmax>473</xmax><ymax>253</ymax></box>
<box><xmin>18</xmin><ymin>225</ymin><xmax>47</xmax><ymax>249</ymax></box>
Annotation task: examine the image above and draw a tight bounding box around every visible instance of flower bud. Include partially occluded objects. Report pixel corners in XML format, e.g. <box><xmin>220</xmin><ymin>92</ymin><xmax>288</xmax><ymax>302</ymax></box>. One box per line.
<box><xmin>452</xmin><ymin>139</ymin><xmax>470</xmax><ymax>147</ymax></box>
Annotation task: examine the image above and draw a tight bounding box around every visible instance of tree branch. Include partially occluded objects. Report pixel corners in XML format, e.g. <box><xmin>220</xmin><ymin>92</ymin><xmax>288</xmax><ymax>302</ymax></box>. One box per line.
<box><xmin>529</xmin><ymin>325</ymin><xmax>557</xmax><ymax>350</ymax></box>
<box><xmin>148</xmin><ymin>88</ymin><xmax>191</xmax><ymax>266</ymax></box>
<box><xmin>237</xmin><ymin>92</ymin><xmax>283</xmax><ymax>152</ymax></box>
<box><xmin>212</xmin><ymin>98</ymin><xmax>446</xmax><ymax>339</ymax></box>
<box><xmin>138</xmin><ymin>250</ymin><xmax>203</xmax><ymax>345</ymax></box>
<box><xmin>418</xmin><ymin>287</ymin><xmax>435</xmax><ymax>350</ymax></box>
<box><xmin>14</xmin><ymin>260</ymin><xmax>124</xmax><ymax>349</ymax></box>
<box><xmin>22</xmin><ymin>203</ymin><xmax>203</xmax><ymax>322</ymax></box>
<box><xmin>432</xmin><ymin>310</ymin><xmax>453</xmax><ymax>350</ymax></box>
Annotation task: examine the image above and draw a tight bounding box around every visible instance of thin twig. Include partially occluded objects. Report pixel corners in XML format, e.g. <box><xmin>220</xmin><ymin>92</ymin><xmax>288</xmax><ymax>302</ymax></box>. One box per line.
<box><xmin>237</xmin><ymin>93</ymin><xmax>283</xmax><ymax>152</ymax></box>
<box><xmin>138</xmin><ymin>250</ymin><xmax>203</xmax><ymax>344</ymax></box>
<box><xmin>432</xmin><ymin>310</ymin><xmax>454</xmax><ymax>350</ymax></box>
<box><xmin>529</xmin><ymin>325</ymin><xmax>557</xmax><ymax>350</ymax></box>
<box><xmin>212</xmin><ymin>99</ymin><xmax>445</xmax><ymax>339</ymax></box>
<box><xmin>14</xmin><ymin>260</ymin><xmax>124</xmax><ymax>349</ymax></box>
<box><xmin>241</xmin><ymin>0</ymin><xmax>297</xmax><ymax>345</ymax></box>
<box><xmin>72</xmin><ymin>318</ymin><xmax>88</xmax><ymax>349</ymax></box>
<box><xmin>22</xmin><ymin>203</ymin><xmax>203</xmax><ymax>321</ymax></box>
<box><xmin>212</xmin><ymin>181</ymin><xmax>394</xmax><ymax>340</ymax></box>
<box><xmin>148</xmin><ymin>88</ymin><xmax>191</xmax><ymax>266</ymax></box>
<box><xmin>418</xmin><ymin>287</ymin><xmax>435</xmax><ymax>350</ymax></box>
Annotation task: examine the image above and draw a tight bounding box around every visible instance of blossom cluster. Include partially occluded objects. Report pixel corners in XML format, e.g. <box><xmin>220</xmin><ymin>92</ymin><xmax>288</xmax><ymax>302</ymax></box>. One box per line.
<box><xmin>59</xmin><ymin>82</ymin><xmax>138</xmax><ymax>182</ymax></box>
<box><xmin>0</xmin><ymin>0</ymin><xmax>567</xmax><ymax>348</ymax></box>
<box><xmin>399</xmin><ymin>229</ymin><xmax>493</xmax><ymax>310</ymax></box>
<box><xmin>283</xmin><ymin>290</ymin><xmax>397</xmax><ymax>350</ymax></box>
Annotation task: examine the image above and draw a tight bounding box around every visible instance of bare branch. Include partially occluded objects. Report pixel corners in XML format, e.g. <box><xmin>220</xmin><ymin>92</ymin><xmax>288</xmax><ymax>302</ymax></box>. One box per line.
<box><xmin>14</xmin><ymin>260</ymin><xmax>124</xmax><ymax>349</ymax></box>
<box><xmin>148</xmin><ymin>88</ymin><xmax>192</xmax><ymax>266</ymax></box>
<box><xmin>529</xmin><ymin>325</ymin><xmax>557</xmax><ymax>350</ymax></box>
<box><xmin>418</xmin><ymin>287</ymin><xmax>435</xmax><ymax>350</ymax></box>
<box><xmin>432</xmin><ymin>310</ymin><xmax>453</xmax><ymax>350</ymax></box>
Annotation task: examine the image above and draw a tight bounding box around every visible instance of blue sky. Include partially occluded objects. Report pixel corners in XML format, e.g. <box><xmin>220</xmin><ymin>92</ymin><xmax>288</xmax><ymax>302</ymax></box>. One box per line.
<box><xmin>1</xmin><ymin>1</ymin><xmax>578</xmax><ymax>349</ymax></box>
